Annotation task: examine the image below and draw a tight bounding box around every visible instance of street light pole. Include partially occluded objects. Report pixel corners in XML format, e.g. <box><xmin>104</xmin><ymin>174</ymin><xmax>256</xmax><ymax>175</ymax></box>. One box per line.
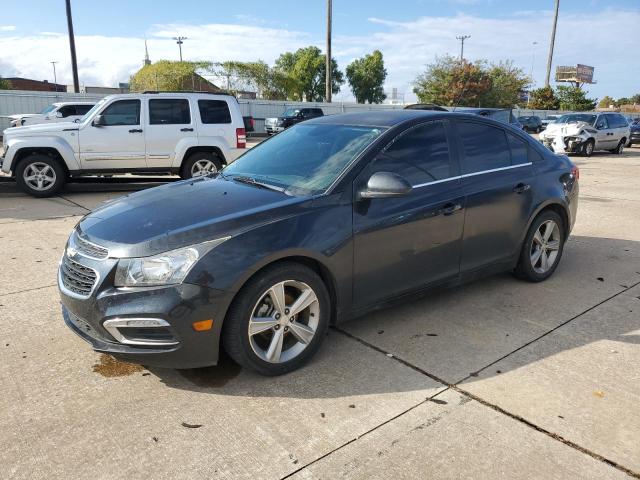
<box><xmin>456</xmin><ymin>35</ymin><xmax>471</xmax><ymax>61</ymax></box>
<box><xmin>325</xmin><ymin>0</ymin><xmax>332</xmax><ymax>103</ymax></box>
<box><xmin>544</xmin><ymin>0</ymin><xmax>560</xmax><ymax>87</ymax></box>
<box><xmin>173</xmin><ymin>36</ymin><xmax>187</xmax><ymax>61</ymax></box>
<box><xmin>527</xmin><ymin>42</ymin><xmax>538</xmax><ymax>107</ymax></box>
<box><xmin>65</xmin><ymin>0</ymin><xmax>80</xmax><ymax>93</ymax></box>
<box><xmin>50</xmin><ymin>61</ymin><xmax>58</xmax><ymax>92</ymax></box>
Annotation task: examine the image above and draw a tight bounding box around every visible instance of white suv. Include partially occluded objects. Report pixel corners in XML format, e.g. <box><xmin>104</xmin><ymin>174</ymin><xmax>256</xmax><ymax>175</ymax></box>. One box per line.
<box><xmin>7</xmin><ymin>102</ymin><xmax>96</xmax><ymax>127</ymax></box>
<box><xmin>1</xmin><ymin>92</ymin><xmax>247</xmax><ymax>197</ymax></box>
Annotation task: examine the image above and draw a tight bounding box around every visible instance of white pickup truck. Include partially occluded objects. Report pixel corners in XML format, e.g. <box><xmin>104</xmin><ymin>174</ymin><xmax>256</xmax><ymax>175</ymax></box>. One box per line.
<box><xmin>4</xmin><ymin>101</ymin><xmax>96</xmax><ymax>127</ymax></box>
<box><xmin>1</xmin><ymin>92</ymin><xmax>247</xmax><ymax>196</ymax></box>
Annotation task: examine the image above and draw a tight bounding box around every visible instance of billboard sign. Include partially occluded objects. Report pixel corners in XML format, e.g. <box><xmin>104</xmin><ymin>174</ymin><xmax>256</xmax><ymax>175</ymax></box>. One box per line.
<box><xmin>555</xmin><ymin>64</ymin><xmax>595</xmax><ymax>83</ymax></box>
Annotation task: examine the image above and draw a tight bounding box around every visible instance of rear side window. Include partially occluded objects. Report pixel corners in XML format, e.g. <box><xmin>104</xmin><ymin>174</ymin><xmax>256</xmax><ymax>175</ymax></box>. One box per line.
<box><xmin>101</xmin><ymin>99</ymin><xmax>140</xmax><ymax>126</ymax></box>
<box><xmin>198</xmin><ymin>100</ymin><xmax>232</xmax><ymax>124</ymax></box>
<box><xmin>457</xmin><ymin>122</ymin><xmax>510</xmax><ymax>174</ymax></box>
<box><xmin>58</xmin><ymin>105</ymin><xmax>76</xmax><ymax>117</ymax></box>
<box><xmin>149</xmin><ymin>99</ymin><xmax>191</xmax><ymax>125</ymax></box>
<box><xmin>375</xmin><ymin>121</ymin><xmax>452</xmax><ymax>184</ymax></box>
<box><xmin>506</xmin><ymin>132</ymin><xmax>529</xmax><ymax>165</ymax></box>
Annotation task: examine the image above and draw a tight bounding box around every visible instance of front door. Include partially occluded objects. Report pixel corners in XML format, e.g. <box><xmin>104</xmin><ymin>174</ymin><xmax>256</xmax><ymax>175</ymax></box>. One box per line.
<box><xmin>352</xmin><ymin>120</ymin><xmax>465</xmax><ymax>309</ymax></box>
<box><xmin>145</xmin><ymin>98</ymin><xmax>197</xmax><ymax>168</ymax></box>
<box><xmin>79</xmin><ymin>99</ymin><xmax>146</xmax><ymax>170</ymax></box>
<box><xmin>595</xmin><ymin>115</ymin><xmax>614</xmax><ymax>150</ymax></box>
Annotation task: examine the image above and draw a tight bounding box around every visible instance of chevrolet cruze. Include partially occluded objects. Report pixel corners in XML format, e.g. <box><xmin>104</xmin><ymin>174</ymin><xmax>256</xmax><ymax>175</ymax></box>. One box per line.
<box><xmin>59</xmin><ymin>111</ymin><xmax>579</xmax><ymax>375</ymax></box>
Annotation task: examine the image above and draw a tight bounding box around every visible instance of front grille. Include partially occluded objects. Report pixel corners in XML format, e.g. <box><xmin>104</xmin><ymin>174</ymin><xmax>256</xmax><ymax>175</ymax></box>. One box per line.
<box><xmin>75</xmin><ymin>234</ymin><xmax>109</xmax><ymax>260</ymax></box>
<box><xmin>61</xmin><ymin>256</ymin><xmax>98</xmax><ymax>297</ymax></box>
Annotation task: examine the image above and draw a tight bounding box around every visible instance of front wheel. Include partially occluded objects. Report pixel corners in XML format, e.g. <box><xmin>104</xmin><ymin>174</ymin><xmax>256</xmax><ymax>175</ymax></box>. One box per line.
<box><xmin>222</xmin><ymin>263</ymin><xmax>330</xmax><ymax>376</ymax></box>
<box><xmin>582</xmin><ymin>139</ymin><xmax>595</xmax><ymax>157</ymax></box>
<box><xmin>15</xmin><ymin>154</ymin><xmax>65</xmax><ymax>197</ymax></box>
<box><xmin>514</xmin><ymin>211</ymin><xmax>565</xmax><ymax>282</ymax></box>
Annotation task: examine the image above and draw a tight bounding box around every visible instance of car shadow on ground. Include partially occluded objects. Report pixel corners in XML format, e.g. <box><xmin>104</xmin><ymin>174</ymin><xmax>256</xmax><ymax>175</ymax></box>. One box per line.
<box><xmin>148</xmin><ymin>235</ymin><xmax>640</xmax><ymax>398</ymax></box>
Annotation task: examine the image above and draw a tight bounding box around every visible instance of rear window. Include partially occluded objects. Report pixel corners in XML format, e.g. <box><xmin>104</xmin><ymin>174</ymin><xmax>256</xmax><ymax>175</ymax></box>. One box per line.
<box><xmin>457</xmin><ymin>122</ymin><xmax>510</xmax><ymax>174</ymax></box>
<box><xmin>149</xmin><ymin>99</ymin><xmax>191</xmax><ymax>125</ymax></box>
<box><xmin>198</xmin><ymin>100</ymin><xmax>232</xmax><ymax>124</ymax></box>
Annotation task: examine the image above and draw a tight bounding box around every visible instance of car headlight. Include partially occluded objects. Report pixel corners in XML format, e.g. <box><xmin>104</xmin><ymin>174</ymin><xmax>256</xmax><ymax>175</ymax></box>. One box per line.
<box><xmin>114</xmin><ymin>237</ymin><xmax>230</xmax><ymax>287</ymax></box>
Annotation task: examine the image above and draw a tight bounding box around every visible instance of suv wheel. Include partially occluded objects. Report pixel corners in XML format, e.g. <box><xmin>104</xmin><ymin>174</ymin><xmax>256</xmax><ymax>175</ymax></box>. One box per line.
<box><xmin>610</xmin><ymin>139</ymin><xmax>625</xmax><ymax>155</ymax></box>
<box><xmin>181</xmin><ymin>152</ymin><xmax>223</xmax><ymax>179</ymax></box>
<box><xmin>15</xmin><ymin>154</ymin><xmax>65</xmax><ymax>197</ymax></box>
<box><xmin>582</xmin><ymin>139</ymin><xmax>595</xmax><ymax>157</ymax></box>
<box><xmin>222</xmin><ymin>262</ymin><xmax>330</xmax><ymax>376</ymax></box>
<box><xmin>514</xmin><ymin>210</ymin><xmax>565</xmax><ymax>282</ymax></box>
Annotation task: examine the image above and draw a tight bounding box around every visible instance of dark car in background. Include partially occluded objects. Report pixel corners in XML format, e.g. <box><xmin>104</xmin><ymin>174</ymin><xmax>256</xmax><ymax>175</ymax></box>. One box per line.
<box><xmin>627</xmin><ymin>118</ymin><xmax>640</xmax><ymax>147</ymax></box>
<box><xmin>264</xmin><ymin>107</ymin><xmax>324</xmax><ymax>135</ymax></box>
<box><xmin>518</xmin><ymin>115</ymin><xmax>543</xmax><ymax>133</ymax></box>
<box><xmin>59</xmin><ymin>110</ymin><xmax>579</xmax><ymax>376</ymax></box>
<box><xmin>404</xmin><ymin>103</ymin><xmax>449</xmax><ymax>111</ymax></box>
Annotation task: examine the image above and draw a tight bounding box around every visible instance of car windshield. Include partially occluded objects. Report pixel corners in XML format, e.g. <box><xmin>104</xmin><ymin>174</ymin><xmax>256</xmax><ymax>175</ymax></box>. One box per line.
<box><xmin>557</xmin><ymin>114</ymin><xmax>597</xmax><ymax>125</ymax></box>
<box><xmin>79</xmin><ymin>98</ymin><xmax>108</xmax><ymax>123</ymax></box>
<box><xmin>39</xmin><ymin>104</ymin><xmax>57</xmax><ymax>114</ymax></box>
<box><xmin>222</xmin><ymin>123</ymin><xmax>384</xmax><ymax>196</ymax></box>
<box><xmin>282</xmin><ymin>108</ymin><xmax>301</xmax><ymax>117</ymax></box>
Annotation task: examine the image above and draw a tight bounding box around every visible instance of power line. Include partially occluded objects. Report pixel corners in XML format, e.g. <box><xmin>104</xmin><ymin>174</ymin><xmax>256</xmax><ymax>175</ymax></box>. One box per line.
<box><xmin>545</xmin><ymin>0</ymin><xmax>560</xmax><ymax>87</ymax></box>
<box><xmin>173</xmin><ymin>36</ymin><xmax>187</xmax><ymax>61</ymax></box>
<box><xmin>65</xmin><ymin>0</ymin><xmax>79</xmax><ymax>93</ymax></box>
<box><xmin>456</xmin><ymin>35</ymin><xmax>471</xmax><ymax>61</ymax></box>
<box><xmin>325</xmin><ymin>0</ymin><xmax>332</xmax><ymax>103</ymax></box>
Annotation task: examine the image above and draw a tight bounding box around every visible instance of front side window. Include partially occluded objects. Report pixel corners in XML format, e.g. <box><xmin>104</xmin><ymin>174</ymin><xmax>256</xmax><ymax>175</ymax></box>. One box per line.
<box><xmin>457</xmin><ymin>122</ymin><xmax>510</xmax><ymax>174</ymax></box>
<box><xmin>149</xmin><ymin>99</ymin><xmax>190</xmax><ymax>125</ymax></box>
<box><xmin>223</xmin><ymin>123</ymin><xmax>383</xmax><ymax>195</ymax></box>
<box><xmin>100</xmin><ymin>100</ymin><xmax>140</xmax><ymax>126</ymax></box>
<box><xmin>198</xmin><ymin>100</ymin><xmax>231</xmax><ymax>124</ymax></box>
<box><xmin>595</xmin><ymin>116</ymin><xmax>609</xmax><ymax>129</ymax></box>
<box><xmin>373</xmin><ymin>121</ymin><xmax>452</xmax><ymax>184</ymax></box>
<box><xmin>75</xmin><ymin>104</ymin><xmax>94</xmax><ymax>115</ymax></box>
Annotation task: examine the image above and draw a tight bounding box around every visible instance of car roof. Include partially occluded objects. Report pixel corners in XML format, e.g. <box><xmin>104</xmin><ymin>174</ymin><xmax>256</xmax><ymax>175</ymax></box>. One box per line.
<box><xmin>53</xmin><ymin>101</ymin><xmax>96</xmax><ymax>106</ymax></box>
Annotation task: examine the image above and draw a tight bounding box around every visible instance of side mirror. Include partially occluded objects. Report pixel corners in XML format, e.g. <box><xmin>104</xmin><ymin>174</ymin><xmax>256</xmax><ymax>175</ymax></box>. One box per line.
<box><xmin>92</xmin><ymin>115</ymin><xmax>106</xmax><ymax>127</ymax></box>
<box><xmin>358</xmin><ymin>171</ymin><xmax>412</xmax><ymax>200</ymax></box>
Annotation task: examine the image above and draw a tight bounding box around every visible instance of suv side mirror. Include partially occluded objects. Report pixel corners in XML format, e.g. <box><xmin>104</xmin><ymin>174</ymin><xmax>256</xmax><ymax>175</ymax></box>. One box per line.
<box><xmin>358</xmin><ymin>171</ymin><xmax>412</xmax><ymax>200</ymax></box>
<box><xmin>92</xmin><ymin>115</ymin><xmax>106</xmax><ymax>127</ymax></box>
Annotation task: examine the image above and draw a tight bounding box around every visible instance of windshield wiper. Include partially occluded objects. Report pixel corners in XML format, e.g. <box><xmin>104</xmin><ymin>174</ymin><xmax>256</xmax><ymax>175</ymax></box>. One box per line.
<box><xmin>230</xmin><ymin>175</ymin><xmax>288</xmax><ymax>194</ymax></box>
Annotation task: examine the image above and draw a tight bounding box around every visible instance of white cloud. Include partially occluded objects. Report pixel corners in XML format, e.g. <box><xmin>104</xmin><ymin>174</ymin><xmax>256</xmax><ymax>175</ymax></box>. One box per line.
<box><xmin>0</xmin><ymin>25</ymin><xmax>16</xmax><ymax>31</ymax></box>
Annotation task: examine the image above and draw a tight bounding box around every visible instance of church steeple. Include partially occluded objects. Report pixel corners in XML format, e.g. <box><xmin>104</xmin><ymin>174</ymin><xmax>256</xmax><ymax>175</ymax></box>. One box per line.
<box><xmin>143</xmin><ymin>39</ymin><xmax>151</xmax><ymax>66</ymax></box>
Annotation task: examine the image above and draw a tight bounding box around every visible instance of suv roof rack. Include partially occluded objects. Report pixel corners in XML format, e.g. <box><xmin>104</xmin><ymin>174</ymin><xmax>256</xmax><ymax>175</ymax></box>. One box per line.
<box><xmin>141</xmin><ymin>90</ymin><xmax>236</xmax><ymax>96</ymax></box>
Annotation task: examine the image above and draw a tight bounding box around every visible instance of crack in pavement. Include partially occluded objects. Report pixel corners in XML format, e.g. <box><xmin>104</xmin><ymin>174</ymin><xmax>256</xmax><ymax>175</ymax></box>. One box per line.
<box><xmin>58</xmin><ymin>195</ymin><xmax>92</xmax><ymax>212</ymax></box>
<box><xmin>284</xmin><ymin>280</ymin><xmax>640</xmax><ymax>479</ymax></box>
<box><xmin>0</xmin><ymin>284</ymin><xmax>57</xmax><ymax>298</ymax></box>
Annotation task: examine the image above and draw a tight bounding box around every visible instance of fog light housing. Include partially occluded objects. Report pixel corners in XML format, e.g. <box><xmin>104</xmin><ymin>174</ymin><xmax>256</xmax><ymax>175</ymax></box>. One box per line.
<box><xmin>103</xmin><ymin>318</ymin><xmax>178</xmax><ymax>346</ymax></box>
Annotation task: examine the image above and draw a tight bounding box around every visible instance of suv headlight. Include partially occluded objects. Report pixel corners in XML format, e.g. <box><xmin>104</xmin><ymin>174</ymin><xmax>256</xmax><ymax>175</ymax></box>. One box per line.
<box><xmin>114</xmin><ymin>237</ymin><xmax>229</xmax><ymax>287</ymax></box>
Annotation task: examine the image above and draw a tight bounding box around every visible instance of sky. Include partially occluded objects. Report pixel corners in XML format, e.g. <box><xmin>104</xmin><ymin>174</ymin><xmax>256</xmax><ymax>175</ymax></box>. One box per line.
<box><xmin>1</xmin><ymin>0</ymin><xmax>638</xmax><ymax>102</ymax></box>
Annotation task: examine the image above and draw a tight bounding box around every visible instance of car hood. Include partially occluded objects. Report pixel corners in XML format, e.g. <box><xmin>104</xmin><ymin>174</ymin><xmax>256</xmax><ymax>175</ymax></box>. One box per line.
<box><xmin>542</xmin><ymin>121</ymin><xmax>596</xmax><ymax>136</ymax></box>
<box><xmin>3</xmin><ymin>121</ymin><xmax>79</xmax><ymax>137</ymax></box>
<box><xmin>78</xmin><ymin>177</ymin><xmax>315</xmax><ymax>258</ymax></box>
<box><xmin>2</xmin><ymin>113</ymin><xmax>40</xmax><ymax>120</ymax></box>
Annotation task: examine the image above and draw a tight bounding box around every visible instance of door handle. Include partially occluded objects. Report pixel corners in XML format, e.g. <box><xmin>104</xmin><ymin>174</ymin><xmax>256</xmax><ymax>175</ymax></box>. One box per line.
<box><xmin>439</xmin><ymin>203</ymin><xmax>462</xmax><ymax>216</ymax></box>
<box><xmin>513</xmin><ymin>183</ymin><xmax>531</xmax><ymax>194</ymax></box>
<box><xmin>180</xmin><ymin>128</ymin><xmax>194</xmax><ymax>132</ymax></box>
<box><xmin>129</xmin><ymin>129</ymin><xmax>143</xmax><ymax>133</ymax></box>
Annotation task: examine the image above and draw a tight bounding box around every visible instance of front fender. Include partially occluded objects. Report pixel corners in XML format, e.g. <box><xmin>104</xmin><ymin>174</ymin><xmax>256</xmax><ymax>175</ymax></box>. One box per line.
<box><xmin>2</xmin><ymin>135</ymin><xmax>79</xmax><ymax>173</ymax></box>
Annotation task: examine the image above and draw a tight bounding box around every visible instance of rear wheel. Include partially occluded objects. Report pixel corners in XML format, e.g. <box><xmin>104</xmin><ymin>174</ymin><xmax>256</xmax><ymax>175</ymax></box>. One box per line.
<box><xmin>181</xmin><ymin>152</ymin><xmax>223</xmax><ymax>179</ymax></box>
<box><xmin>222</xmin><ymin>263</ymin><xmax>330</xmax><ymax>376</ymax></box>
<box><xmin>15</xmin><ymin>154</ymin><xmax>65</xmax><ymax>197</ymax></box>
<box><xmin>582</xmin><ymin>139</ymin><xmax>595</xmax><ymax>157</ymax></box>
<box><xmin>610</xmin><ymin>139</ymin><xmax>625</xmax><ymax>154</ymax></box>
<box><xmin>514</xmin><ymin>210</ymin><xmax>565</xmax><ymax>282</ymax></box>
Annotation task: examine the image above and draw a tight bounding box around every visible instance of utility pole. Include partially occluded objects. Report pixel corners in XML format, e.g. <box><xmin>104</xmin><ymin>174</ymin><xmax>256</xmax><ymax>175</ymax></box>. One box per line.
<box><xmin>173</xmin><ymin>36</ymin><xmax>187</xmax><ymax>61</ymax></box>
<box><xmin>325</xmin><ymin>0</ymin><xmax>332</xmax><ymax>103</ymax></box>
<box><xmin>545</xmin><ymin>0</ymin><xmax>560</xmax><ymax>87</ymax></box>
<box><xmin>456</xmin><ymin>35</ymin><xmax>470</xmax><ymax>61</ymax></box>
<box><xmin>50</xmin><ymin>61</ymin><xmax>58</xmax><ymax>92</ymax></box>
<box><xmin>65</xmin><ymin>0</ymin><xmax>80</xmax><ymax>93</ymax></box>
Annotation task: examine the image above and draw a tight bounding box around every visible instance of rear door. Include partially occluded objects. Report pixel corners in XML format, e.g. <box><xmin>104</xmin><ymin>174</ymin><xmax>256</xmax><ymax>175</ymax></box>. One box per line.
<box><xmin>144</xmin><ymin>98</ymin><xmax>196</xmax><ymax>168</ymax></box>
<box><xmin>454</xmin><ymin>120</ymin><xmax>535</xmax><ymax>273</ymax></box>
<box><xmin>353</xmin><ymin>120</ymin><xmax>465</xmax><ymax>308</ymax></box>
<box><xmin>196</xmin><ymin>98</ymin><xmax>236</xmax><ymax>152</ymax></box>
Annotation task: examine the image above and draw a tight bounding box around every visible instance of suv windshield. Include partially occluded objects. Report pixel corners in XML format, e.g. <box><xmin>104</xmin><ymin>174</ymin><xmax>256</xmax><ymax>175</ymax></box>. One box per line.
<box><xmin>79</xmin><ymin>98</ymin><xmax>108</xmax><ymax>123</ymax></box>
<box><xmin>557</xmin><ymin>114</ymin><xmax>597</xmax><ymax>125</ymax></box>
<box><xmin>222</xmin><ymin>123</ymin><xmax>384</xmax><ymax>196</ymax></box>
<box><xmin>39</xmin><ymin>104</ymin><xmax>57</xmax><ymax>114</ymax></box>
<box><xmin>282</xmin><ymin>108</ymin><xmax>301</xmax><ymax>117</ymax></box>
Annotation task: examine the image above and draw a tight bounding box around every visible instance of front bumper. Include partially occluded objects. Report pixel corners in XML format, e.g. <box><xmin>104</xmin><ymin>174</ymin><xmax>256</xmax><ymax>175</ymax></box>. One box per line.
<box><xmin>60</xmin><ymin>278</ymin><xmax>235</xmax><ymax>369</ymax></box>
<box><xmin>539</xmin><ymin>135</ymin><xmax>585</xmax><ymax>154</ymax></box>
<box><xmin>629</xmin><ymin>133</ymin><xmax>640</xmax><ymax>145</ymax></box>
<box><xmin>265</xmin><ymin>125</ymin><xmax>284</xmax><ymax>134</ymax></box>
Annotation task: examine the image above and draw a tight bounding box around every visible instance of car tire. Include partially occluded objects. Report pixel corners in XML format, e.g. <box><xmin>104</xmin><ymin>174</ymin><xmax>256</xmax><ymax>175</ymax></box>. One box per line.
<box><xmin>514</xmin><ymin>210</ymin><xmax>565</xmax><ymax>282</ymax></box>
<box><xmin>180</xmin><ymin>152</ymin><xmax>223</xmax><ymax>179</ymax></box>
<box><xmin>15</xmin><ymin>154</ymin><xmax>65</xmax><ymax>198</ymax></box>
<box><xmin>222</xmin><ymin>262</ymin><xmax>331</xmax><ymax>376</ymax></box>
<box><xmin>582</xmin><ymin>139</ymin><xmax>595</xmax><ymax>157</ymax></box>
<box><xmin>610</xmin><ymin>139</ymin><xmax>625</xmax><ymax>155</ymax></box>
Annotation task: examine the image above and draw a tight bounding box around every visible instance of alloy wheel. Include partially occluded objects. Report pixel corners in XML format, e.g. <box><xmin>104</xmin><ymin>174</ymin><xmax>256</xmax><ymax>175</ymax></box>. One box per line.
<box><xmin>248</xmin><ymin>280</ymin><xmax>320</xmax><ymax>363</ymax></box>
<box><xmin>585</xmin><ymin>141</ymin><xmax>594</xmax><ymax>156</ymax></box>
<box><xmin>530</xmin><ymin>220</ymin><xmax>561</xmax><ymax>274</ymax></box>
<box><xmin>191</xmin><ymin>159</ymin><xmax>218</xmax><ymax>177</ymax></box>
<box><xmin>23</xmin><ymin>162</ymin><xmax>56</xmax><ymax>191</ymax></box>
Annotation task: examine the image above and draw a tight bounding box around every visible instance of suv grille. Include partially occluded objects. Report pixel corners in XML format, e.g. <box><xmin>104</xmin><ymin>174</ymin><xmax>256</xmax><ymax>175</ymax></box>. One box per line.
<box><xmin>61</xmin><ymin>256</ymin><xmax>98</xmax><ymax>297</ymax></box>
<box><xmin>75</xmin><ymin>234</ymin><xmax>109</xmax><ymax>260</ymax></box>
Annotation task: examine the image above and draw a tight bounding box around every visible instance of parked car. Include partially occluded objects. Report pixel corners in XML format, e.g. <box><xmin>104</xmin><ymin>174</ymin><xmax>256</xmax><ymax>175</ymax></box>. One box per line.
<box><xmin>539</xmin><ymin>112</ymin><xmax>630</xmax><ymax>156</ymax></box>
<box><xmin>626</xmin><ymin>118</ymin><xmax>640</xmax><ymax>147</ymax></box>
<box><xmin>4</xmin><ymin>102</ymin><xmax>95</xmax><ymax>127</ymax></box>
<box><xmin>540</xmin><ymin>115</ymin><xmax>559</xmax><ymax>130</ymax></box>
<box><xmin>1</xmin><ymin>92</ymin><xmax>247</xmax><ymax>197</ymax></box>
<box><xmin>455</xmin><ymin>107</ymin><xmax>520</xmax><ymax>127</ymax></box>
<box><xmin>518</xmin><ymin>115</ymin><xmax>543</xmax><ymax>133</ymax></box>
<box><xmin>58</xmin><ymin>110</ymin><xmax>579</xmax><ymax>375</ymax></box>
<box><xmin>265</xmin><ymin>107</ymin><xmax>323</xmax><ymax>135</ymax></box>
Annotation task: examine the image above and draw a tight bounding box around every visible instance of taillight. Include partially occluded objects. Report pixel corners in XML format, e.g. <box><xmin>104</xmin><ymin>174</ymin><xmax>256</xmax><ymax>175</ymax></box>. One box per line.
<box><xmin>571</xmin><ymin>166</ymin><xmax>579</xmax><ymax>180</ymax></box>
<box><xmin>236</xmin><ymin>128</ymin><xmax>246</xmax><ymax>148</ymax></box>
<box><xmin>250</xmin><ymin>117</ymin><xmax>255</xmax><ymax>128</ymax></box>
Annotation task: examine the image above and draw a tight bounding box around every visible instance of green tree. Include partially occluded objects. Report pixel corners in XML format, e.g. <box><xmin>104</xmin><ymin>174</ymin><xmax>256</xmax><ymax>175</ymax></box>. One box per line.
<box><xmin>413</xmin><ymin>55</ymin><xmax>491</xmax><ymax>107</ymax></box>
<box><xmin>130</xmin><ymin>60</ymin><xmax>214</xmax><ymax>92</ymax></box>
<box><xmin>630</xmin><ymin>93</ymin><xmax>640</xmax><ymax>104</ymax></box>
<box><xmin>615</xmin><ymin>97</ymin><xmax>631</xmax><ymax>107</ymax></box>
<box><xmin>211</xmin><ymin>60</ymin><xmax>290</xmax><ymax>100</ymax></box>
<box><xmin>598</xmin><ymin>96</ymin><xmax>616</xmax><ymax>108</ymax></box>
<box><xmin>528</xmin><ymin>86</ymin><xmax>560</xmax><ymax>110</ymax></box>
<box><xmin>345</xmin><ymin>50</ymin><xmax>387</xmax><ymax>104</ymax></box>
<box><xmin>555</xmin><ymin>86</ymin><xmax>597</xmax><ymax>111</ymax></box>
<box><xmin>0</xmin><ymin>77</ymin><xmax>11</xmax><ymax>90</ymax></box>
<box><xmin>275</xmin><ymin>46</ymin><xmax>344</xmax><ymax>101</ymax></box>
<box><xmin>478</xmin><ymin>61</ymin><xmax>530</xmax><ymax>108</ymax></box>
